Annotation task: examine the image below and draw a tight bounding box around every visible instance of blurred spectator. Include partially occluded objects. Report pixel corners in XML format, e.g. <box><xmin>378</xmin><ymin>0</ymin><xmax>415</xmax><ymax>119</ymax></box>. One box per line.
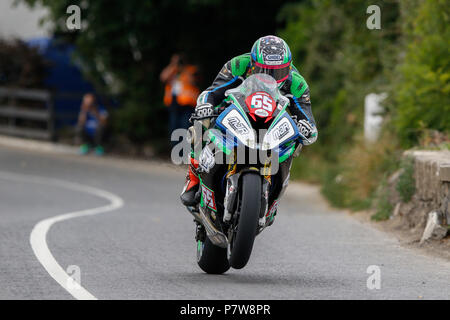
<box><xmin>75</xmin><ymin>93</ymin><xmax>108</xmax><ymax>155</ymax></box>
<box><xmin>160</xmin><ymin>54</ymin><xmax>200</xmax><ymax>140</ymax></box>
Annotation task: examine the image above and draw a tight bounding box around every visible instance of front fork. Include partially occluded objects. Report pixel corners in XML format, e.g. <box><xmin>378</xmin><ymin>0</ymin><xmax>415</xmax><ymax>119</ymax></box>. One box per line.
<box><xmin>222</xmin><ymin>167</ymin><xmax>271</xmax><ymax>236</ymax></box>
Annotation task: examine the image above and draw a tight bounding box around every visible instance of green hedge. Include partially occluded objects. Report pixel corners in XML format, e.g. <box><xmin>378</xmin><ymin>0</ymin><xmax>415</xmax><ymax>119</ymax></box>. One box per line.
<box><xmin>279</xmin><ymin>0</ymin><xmax>448</xmax><ymax>213</ymax></box>
<box><xmin>394</xmin><ymin>0</ymin><xmax>450</xmax><ymax>146</ymax></box>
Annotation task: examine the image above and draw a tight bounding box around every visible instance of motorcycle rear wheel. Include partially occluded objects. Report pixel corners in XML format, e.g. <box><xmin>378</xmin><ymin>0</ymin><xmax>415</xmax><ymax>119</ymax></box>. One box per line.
<box><xmin>197</xmin><ymin>236</ymin><xmax>230</xmax><ymax>274</ymax></box>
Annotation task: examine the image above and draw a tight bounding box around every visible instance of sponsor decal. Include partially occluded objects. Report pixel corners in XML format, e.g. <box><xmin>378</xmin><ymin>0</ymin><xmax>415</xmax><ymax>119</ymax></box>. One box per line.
<box><xmin>227</xmin><ymin>116</ymin><xmax>249</xmax><ymax>135</ymax></box>
<box><xmin>265</xmin><ymin>60</ymin><xmax>283</xmax><ymax>66</ymax></box>
<box><xmin>246</xmin><ymin>91</ymin><xmax>276</xmax><ymax>118</ymax></box>
<box><xmin>297</xmin><ymin>121</ymin><xmax>312</xmax><ymax>137</ymax></box>
<box><xmin>265</xmin><ymin>200</ymin><xmax>279</xmax><ymax>218</ymax></box>
<box><xmin>221</xmin><ymin>109</ymin><xmax>256</xmax><ymax>148</ymax></box>
<box><xmin>255</xmin><ymin>109</ymin><xmax>269</xmax><ymax>117</ymax></box>
<box><xmin>199</xmin><ymin>147</ymin><xmax>215</xmax><ymax>173</ymax></box>
<box><xmin>201</xmin><ymin>184</ymin><xmax>217</xmax><ymax>211</ymax></box>
<box><xmin>272</xmin><ymin>122</ymin><xmax>290</xmax><ymax>140</ymax></box>
<box><xmin>266</xmin><ymin>54</ymin><xmax>282</xmax><ymax>61</ymax></box>
<box><xmin>262</xmin><ymin>117</ymin><xmax>295</xmax><ymax>150</ymax></box>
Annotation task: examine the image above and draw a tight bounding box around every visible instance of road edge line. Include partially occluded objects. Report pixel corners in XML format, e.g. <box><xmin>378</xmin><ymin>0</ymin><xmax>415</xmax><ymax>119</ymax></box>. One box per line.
<box><xmin>0</xmin><ymin>171</ymin><xmax>124</xmax><ymax>300</ymax></box>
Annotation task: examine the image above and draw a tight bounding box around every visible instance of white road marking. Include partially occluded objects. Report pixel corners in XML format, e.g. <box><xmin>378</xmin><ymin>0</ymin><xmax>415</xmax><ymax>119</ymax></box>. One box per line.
<box><xmin>0</xmin><ymin>171</ymin><xmax>124</xmax><ymax>300</ymax></box>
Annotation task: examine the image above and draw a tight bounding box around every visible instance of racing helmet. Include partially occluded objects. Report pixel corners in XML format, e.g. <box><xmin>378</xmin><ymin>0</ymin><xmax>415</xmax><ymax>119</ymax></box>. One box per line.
<box><xmin>250</xmin><ymin>35</ymin><xmax>292</xmax><ymax>83</ymax></box>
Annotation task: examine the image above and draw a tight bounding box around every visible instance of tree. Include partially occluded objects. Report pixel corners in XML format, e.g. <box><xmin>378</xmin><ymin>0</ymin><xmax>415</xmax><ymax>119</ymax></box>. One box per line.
<box><xmin>279</xmin><ymin>0</ymin><xmax>400</xmax><ymax>160</ymax></box>
<box><xmin>21</xmin><ymin>0</ymin><xmax>294</xmax><ymax>144</ymax></box>
<box><xmin>394</xmin><ymin>0</ymin><xmax>450</xmax><ymax>146</ymax></box>
<box><xmin>0</xmin><ymin>39</ymin><xmax>48</xmax><ymax>88</ymax></box>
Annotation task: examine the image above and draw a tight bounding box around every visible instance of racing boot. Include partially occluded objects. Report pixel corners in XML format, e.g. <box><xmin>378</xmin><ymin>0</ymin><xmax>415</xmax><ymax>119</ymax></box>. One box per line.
<box><xmin>180</xmin><ymin>157</ymin><xmax>200</xmax><ymax>206</ymax></box>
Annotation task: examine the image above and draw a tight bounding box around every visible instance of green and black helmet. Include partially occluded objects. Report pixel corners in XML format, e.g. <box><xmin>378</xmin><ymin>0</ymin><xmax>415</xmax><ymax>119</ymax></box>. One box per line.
<box><xmin>250</xmin><ymin>35</ymin><xmax>292</xmax><ymax>83</ymax></box>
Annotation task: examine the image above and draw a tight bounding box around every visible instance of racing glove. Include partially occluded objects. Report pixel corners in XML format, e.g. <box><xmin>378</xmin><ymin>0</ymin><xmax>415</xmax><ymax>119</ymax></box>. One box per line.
<box><xmin>188</xmin><ymin>103</ymin><xmax>216</xmax><ymax>149</ymax></box>
<box><xmin>296</xmin><ymin>119</ymin><xmax>318</xmax><ymax>145</ymax></box>
<box><xmin>189</xmin><ymin>103</ymin><xmax>215</xmax><ymax>122</ymax></box>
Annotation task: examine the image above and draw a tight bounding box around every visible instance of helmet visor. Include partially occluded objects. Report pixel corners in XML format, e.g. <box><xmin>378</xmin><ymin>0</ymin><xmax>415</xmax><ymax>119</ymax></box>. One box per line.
<box><xmin>253</xmin><ymin>61</ymin><xmax>290</xmax><ymax>83</ymax></box>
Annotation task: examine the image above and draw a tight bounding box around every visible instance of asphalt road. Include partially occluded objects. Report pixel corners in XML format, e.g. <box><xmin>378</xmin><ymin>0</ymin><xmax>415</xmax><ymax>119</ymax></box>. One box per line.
<box><xmin>1</xmin><ymin>145</ymin><xmax>450</xmax><ymax>300</ymax></box>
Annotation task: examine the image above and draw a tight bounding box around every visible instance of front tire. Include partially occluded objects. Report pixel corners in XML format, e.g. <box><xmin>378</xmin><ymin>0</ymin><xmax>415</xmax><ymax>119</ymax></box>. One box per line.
<box><xmin>229</xmin><ymin>173</ymin><xmax>261</xmax><ymax>269</ymax></box>
<box><xmin>197</xmin><ymin>237</ymin><xmax>230</xmax><ymax>274</ymax></box>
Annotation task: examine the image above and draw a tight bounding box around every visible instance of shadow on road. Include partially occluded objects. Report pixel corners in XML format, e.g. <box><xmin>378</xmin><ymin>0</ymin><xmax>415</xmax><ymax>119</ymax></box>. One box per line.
<box><xmin>169</xmin><ymin>272</ymin><xmax>349</xmax><ymax>289</ymax></box>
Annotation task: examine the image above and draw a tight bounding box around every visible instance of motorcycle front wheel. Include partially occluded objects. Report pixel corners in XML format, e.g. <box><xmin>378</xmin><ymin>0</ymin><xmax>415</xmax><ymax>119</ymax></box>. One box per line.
<box><xmin>228</xmin><ymin>172</ymin><xmax>262</xmax><ymax>269</ymax></box>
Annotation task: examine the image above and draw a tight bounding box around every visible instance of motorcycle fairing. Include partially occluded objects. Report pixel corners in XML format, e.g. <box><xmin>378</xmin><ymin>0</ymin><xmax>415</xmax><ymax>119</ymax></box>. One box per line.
<box><xmin>261</xmin><ymin>113</ymin><xmax>300</xmax><ymax>150</ymax></box>
<box><xmin>214</xmin><ymin>105</ymin><xmax>256</xmax><ymax>149</ymax></box>
<box><xmin>214</xmin><ymin>104</ymin><xmax>299</xmax><ymax>159</ymax></box>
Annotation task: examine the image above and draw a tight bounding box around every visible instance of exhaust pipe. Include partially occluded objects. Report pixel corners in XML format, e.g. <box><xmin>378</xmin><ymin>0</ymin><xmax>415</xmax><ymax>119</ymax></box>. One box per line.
<box><xmin>199</xmin><ymin>208</ymin><xmax>228</xmax><ymax>248</ymax></box>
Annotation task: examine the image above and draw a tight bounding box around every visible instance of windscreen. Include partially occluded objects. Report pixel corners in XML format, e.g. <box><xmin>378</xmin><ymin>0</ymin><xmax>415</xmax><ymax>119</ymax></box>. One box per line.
<box><xmin>238</xmin><ymin>74</ymin><xmax>280</xmax><ymax>101</ymax></box>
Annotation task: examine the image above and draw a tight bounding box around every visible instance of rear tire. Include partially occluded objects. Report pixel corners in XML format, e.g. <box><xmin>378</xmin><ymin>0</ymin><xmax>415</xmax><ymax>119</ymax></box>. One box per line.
<box><xmin>197</xmin><ymin>237</ymin><xmax>230</xmax><ymax>274</ymax></box>
<box><xmin>229</xmin><ymin>173</ymin><xmax>261</xmax><ymax>269</ymax></box>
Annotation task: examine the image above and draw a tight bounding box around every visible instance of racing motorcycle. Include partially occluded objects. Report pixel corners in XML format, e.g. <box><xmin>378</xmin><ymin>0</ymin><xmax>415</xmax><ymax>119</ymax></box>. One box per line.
<box><xmin>187</xmin><ymin>74</ymin><xmax>302</xmax><ymax>273</ymax></box>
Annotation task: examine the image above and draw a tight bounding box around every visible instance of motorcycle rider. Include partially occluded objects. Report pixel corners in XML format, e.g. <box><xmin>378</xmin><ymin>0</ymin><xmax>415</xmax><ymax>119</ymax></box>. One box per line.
<box><xmin>181</xmin><ymin>35</ymin><xmax>318</xmax><ymax>207</ymax></box>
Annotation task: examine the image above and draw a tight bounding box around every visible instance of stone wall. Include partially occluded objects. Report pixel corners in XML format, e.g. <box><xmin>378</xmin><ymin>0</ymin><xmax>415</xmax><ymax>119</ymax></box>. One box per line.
<box><xmin>390</xmin><ymin>150</ymin><xmax>450</xmax><ymax>242</ymax></box>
